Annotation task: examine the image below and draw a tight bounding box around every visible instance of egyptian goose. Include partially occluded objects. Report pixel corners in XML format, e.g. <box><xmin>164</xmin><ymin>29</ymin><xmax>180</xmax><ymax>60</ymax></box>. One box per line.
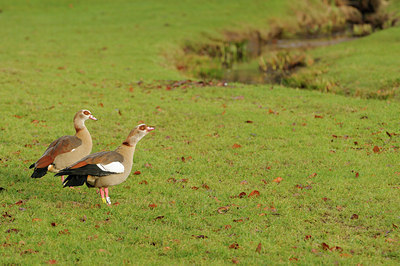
<box><xmin>56</xmin><ymin>124</ymin><xmax>155</xmax><ymax>205</ymax></box>
<box><xmin>29</xmin><ymin>109</ymin><xmax>97</xmax><ymax>179</ymax></box>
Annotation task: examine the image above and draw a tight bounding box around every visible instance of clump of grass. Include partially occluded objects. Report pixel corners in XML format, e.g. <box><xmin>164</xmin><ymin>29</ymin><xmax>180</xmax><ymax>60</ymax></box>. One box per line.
<box><xmin>259</xmin><ymin>50</ymin><xmax>314</xmax><ymax>82</ymax></box>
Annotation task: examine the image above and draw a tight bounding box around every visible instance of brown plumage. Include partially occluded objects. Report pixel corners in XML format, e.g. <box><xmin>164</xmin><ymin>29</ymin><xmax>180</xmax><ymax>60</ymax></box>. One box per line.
<box><xmin>56</xmin><ymin>123</ymin><xmax>155</xmax><ymax>205</ymax></box>
<box><xmin>30</xmin><ymin>109</ymin><xmax>97</xmax><ymax>178</ymax></box>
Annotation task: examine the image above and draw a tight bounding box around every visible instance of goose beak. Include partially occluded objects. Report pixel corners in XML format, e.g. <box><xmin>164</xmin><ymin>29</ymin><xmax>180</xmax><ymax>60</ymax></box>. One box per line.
<box><xmin>89</xmin><ymin>114</ymin><xmax>98</xmax><ymax>121</ymax></box>
<box><xmin>146</xmin><ymin>126</ymin><xmax>155</xmax><ymax>132</ymax></box>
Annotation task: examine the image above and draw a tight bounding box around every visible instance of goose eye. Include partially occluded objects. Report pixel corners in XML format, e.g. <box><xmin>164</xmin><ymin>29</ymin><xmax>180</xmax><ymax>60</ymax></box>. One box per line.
<box><xmin>83</xmin><ymin>110</ymin><xmax>90</xmax><ymax>116</ymax></box>
<box><xmin>139</xmin><ymin>125</ymin><xmax>146</xmax><ymax>131</ymax></box>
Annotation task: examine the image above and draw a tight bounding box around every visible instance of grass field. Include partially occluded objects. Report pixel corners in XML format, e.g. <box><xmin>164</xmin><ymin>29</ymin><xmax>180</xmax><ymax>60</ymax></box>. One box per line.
<box><xmin>1</xmin><ymin>0</ymin><xmax>400</xmax><ymax>264</ymax></box>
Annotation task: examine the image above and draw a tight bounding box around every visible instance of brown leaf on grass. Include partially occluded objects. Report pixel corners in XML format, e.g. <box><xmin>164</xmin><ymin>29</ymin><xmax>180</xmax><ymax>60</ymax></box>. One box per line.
<box><xmin>238</xmin><ymin>192</ymin><xmax>247</xmax><ymax>198</ymax></box>
<box><xmin>245</xmin><ymin>120</ymin><xmax>253</xmax><ymax>123</ymax></box>
<box><xmin>240</xmin><ymin>180</ymin><xmax>248</xmax><ymax>185</ymax></box>
<box><xmin>113</xmin><ymin>202</ymin><xmax>120</xmax><ymax>206</ymax></box>
<box><xmin>15</xmin><ymin>200</ymin><xmax>24</xmax><ymax>205</ymax></box>
<box><xmin>32</xmin><ymin>218</ymin><xmax>42</xmax><ymax>222</ymax></box>
<box><xmin>340</xmin><ymin>253</ymin><xmax>352</xmax><ymax>258</ymax></box>
<box><xmin>148</xmin><ymin>204</ymin><xmax>157</xmax><ymax>209</ymax></box>
<box><xmin>272</xmin><ymin>177</ymin><xmax>283</xmax><ymax>183</ymax></box>
<box><xmin>229</xmin><ymin>243</ymin><xmax>239</xmax><ymax>249</ymax></box>
<box><xmin>255</xmin><ymin>242</ymin><xmax>262</xmax><ymax>254</ymax></box>
<box><xmin>386</xmin><ymin>238</ymin><xmax>397</xmax><ymax>243</ymax></box>
<box><xmin>139</xmin><ymin>180</ymin><xmax>148</xmax><ymax>185</ymax></box>
<box><xmin>355</xmin><ymin>172</ymin><xmax>359</xmax><ymax>178</ymax></box>
<box><xmin>51</xmin><ymin>222</ymin><xmax>57</xmax><ymax>227</ymax></box>
<box><xmin>321</xmin><ymin>242</ymin><xmax>330</xmax><ymax>250</ymax></box>
<box><xmin>58</xmin><ymin>229</ymin><xmax>70</xmax><ymax>235</ymax></box>
<box><xmin>81</xmin><ymin>215</ymin><xmax>87</xmax><ymax>222</ymax></box>
<box><xmin>289</xmin><ymin>257</ymin><xmax>298</xmax><ymax>261</ymax></box>
<box><xmin>373</xmin><ymin>146</ymin><xmax>380</xmax><ymax>153</ymax></box>
<box><xmin>248</xmin><ymin>190</ymin><xmax>260</xmax><ymax>197</ymax></box>
<box><xmin>193</xmin><ymin>235</ymin><xmax>208</xmax><ymax>239</ymax></box>
<box><xmin>6</xmin><ymin>228</ymin><xmax>20</xmax><ymax>233</ymax></box>
<box><xmin>191</xmin><ymin>186</ymin><xmax>199</xmax><ymax>190</ymax></box>
<box><xmin>351</xmin><ymin>214</ymin><xmax>359</xmax><ymax>220</ymax></box>
<box><xmin>46</xmin><ymin>259</ymin><xmax>58</xmax><ymax>264</ymax></box>
<box><xmin>144</xmin><ymin>163</ymin><xmax>152</xmax><ymax>168</ymax></box>
<box><xmin>153</xmin><ymin>216</ymin><xmax>164</xmax><ymax>221</ymax></box>
<box><xmin>314</xmin><ymin>115</ymin><xmax>323</xmax><ymax>119</ymax></box>
<box><xmin>133</xmin><ymin>171</ymin><xmax>141</xmax><ymax>175</ymax></box>
<box><xmin>217</xmin><ymin>206</ymin><xmax>230</xmax><ymax>214</ymax></box>
<box><xmin>202</xmin><ymin>183</ymin><xmax>210</xmax><ymax>190</ymax></box>
<box><xmin>304</xmin><ymin>235</ymin><xmax>312</xmax><ymax>240</ymax></box>
<box><xmin>308</xmin><ymin>173</ymin><xmax>317</xmax><ymax>178</ymax></box>
<box><xmin>232</xmin><ymin>258</ymin><xmax>239</xmax><ymax>264</ymax></box>
<box><xmin>232</xmin><ymin>143</ymin><xmax>242</xmax><ymax>149</ymax></box>
<box><xmin>330</xmin><ymin>246</ymin><xmax>343</xmax><ymax>252</ymax></box>
<box><xmin>20</xmin><ymin>249</ymin><xmax>38</xmax><ymax>255</ymax></box>
<box><xmin>99</xmin><ymin>103</ymin><xmax>104</xmax><ymax>108</ymax></box>
<box><xmin>225</xmin><ymin>225</ymin><xmax>232</xmax><ymax>230</ymax></box>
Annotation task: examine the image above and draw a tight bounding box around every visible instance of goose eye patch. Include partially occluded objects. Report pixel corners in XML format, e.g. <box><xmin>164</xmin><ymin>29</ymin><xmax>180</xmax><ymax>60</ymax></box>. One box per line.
<box><xmin>139</xmin><ymin>125</ymin><xmax>146</xmax><ymax>130</ymax></box>
<box><xmin>83</xmin><ymin>111</ymin><xmax>90</xmax><ymax>116</ymax></box>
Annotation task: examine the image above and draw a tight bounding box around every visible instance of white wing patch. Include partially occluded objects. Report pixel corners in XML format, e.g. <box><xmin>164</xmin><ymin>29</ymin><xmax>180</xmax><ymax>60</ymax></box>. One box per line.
<box><xmin>97</xmin><ymin>162</ymin><xmax>124</xmax><ymax>173</ymax></box>
<box><xmin>70</xmin><ymin>149</ymin><xmax>76</xmax><ymax>152</ymax></box>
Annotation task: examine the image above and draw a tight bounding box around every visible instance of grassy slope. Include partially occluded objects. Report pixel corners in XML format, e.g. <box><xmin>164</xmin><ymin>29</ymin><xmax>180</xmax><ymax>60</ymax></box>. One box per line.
<box><xmin>1</xmin><ymin>0</ymin><xmax>400</xmax><ymax>264</ymax></box>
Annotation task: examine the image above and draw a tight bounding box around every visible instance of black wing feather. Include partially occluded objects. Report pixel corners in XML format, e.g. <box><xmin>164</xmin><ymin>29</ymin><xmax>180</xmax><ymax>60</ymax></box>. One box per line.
<box><xmin>55</xmin><ymin>164</ymin><xmax>117</xmax><ymax>177</ymax></box>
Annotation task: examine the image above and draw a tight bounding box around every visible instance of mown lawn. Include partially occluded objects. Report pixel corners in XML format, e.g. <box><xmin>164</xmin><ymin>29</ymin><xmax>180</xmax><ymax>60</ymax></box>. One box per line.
<box><xmin>1</xmin><ymin>0</ymin><xmax>399</xmax><ymax>264</ymax></box>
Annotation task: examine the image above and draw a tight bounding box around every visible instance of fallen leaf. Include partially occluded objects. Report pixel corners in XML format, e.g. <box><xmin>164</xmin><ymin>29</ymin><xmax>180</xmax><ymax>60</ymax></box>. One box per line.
<box><xmin>191</xmin><ymin>186</ymin><xmax>199</xmax><ymax>190</ymax></box>
<box><xmin>245</xmin><ymin>120</ymin><xmax>253</xmax><ymax>123</ymax></box>
<box><xmin>232</xmin><ymin>143</ymin><xmax>242</xmax><ymax>149</ymax></box>
<box><xmin>355</xmin><ymin>172</ymin><xmax>359</xmax><ymax>178</ymax></box>
<box><xmin>240</xmin><ymin>180</ymin><xmax>248</xmax><ymax>185</ymax></box>
<box><xmin>308</xmin><ymin>173</ymin><xmax>317</xmax><ymax>178</ymax></box>
<box><xmin>202</xmin><ymin>183</ymin><xmax>210</xmax><ymax>190</ymax></box>
<box><xmin>289</xmin><ymin>257</ymin><xmax>298</xmax><ymax>261</ymax></box>
<box><xmin>139</xmin><ymin>180</ymin><xmax>148</xmax><ymax>185</ymax></box>
<box><xmin>148</xmin><ymin>204</ymin><xmax>157</xmax><ymax>209</ymax></box>
<box><xmin>351</xmin><ymin>214</ymin><xmax>359</xmax><ymax>220</ymax></box>
<box><xmin>256</xmin><ymin>242</ymin><xmax>262</xmax><ymax>253</ymax></box>
<box><xmin>340</xmin><ymin>253</ymin><xmax>352</xmax><ymax>258</ymax></box>
<box><xmin>51</xmin><ymin>222</ymin><xmax>57</xmax><ymax>227</ymax></box>
<box><xmin>314</xmin><ymin>115</ymin><xmax>323</xmax><ymax>119</ymax></box>
<box><xmin>133</xmin><ymin>171</ymin><xmax>141</xmax><ymax>175</ymax></box>
<box><xmin>373</xmin><ymin>146</ymin><xmax>380</xmax><ymax>153</ymax></box>
<box><xmin>193</xmin><ymin>235</ymin><xmax>207</xmax><ymax>239</ymax></box>
<box><xmin>272</xmin><ymin>177</ymin><xmax>283</xmax><ymax>183</ymax></box>
<box><xmin>304</xmin><ymin>235</ymin><xmax>312</xmax><ymax>240</ymax></box>
<box><xmin>46</xmin><ymin>259</ymin><xmax>58</xmax><ymax>264</ymax></box>
<box><xmin>238</xmin><ymin>192</ymin><xmax>247</xmax><ymax>198</ymax></box>
<box><xmin>232</xmin><ymin>258</ymin><xmax>239</xmax><ymax>264</ymax></box>
<box><xmin>321</xmin><ymin>242</ymin><xmax>330</xmax><ymax>250</ymax></box>
<box><xmin>32</xmin><ymin>218</ymin><xmax>42</xmax><ymax>222</ymax></box>
<box><xmin>58</xmin><ymin>229</ymin><xmax>70</xmax><ymax>235</ymax></box>
<box><xmin>153</xmin><ymin>216</ymin><xmax>164</xmax><ymax>221</ymax></box>
<box><xmin>386</xmin><ymin>238</ymin><xmax>397</xmax><ymax>243</ymax></box>
<box><xmin>330</xmin><ymin>246</ymin><xmax>343</xmax><ymax>252</ymax></box>
<box><xmin>225</xmin><ymin>225</ymin><xmax>232</xmax><ymax>230</ymax></box>
<box><xmin>229</xmin><ymin>243</ymin><xmax>239</xmax><ymax>249</ymax></box>
<box><xmin>217</xmin><ymin>206</ymin><xmax>230</xmax><ymax>214</ymax></box>
<box><xmin>248</xmin><ymin>190</ymin><xmax>260</xmax><ymax>197</ymax></box>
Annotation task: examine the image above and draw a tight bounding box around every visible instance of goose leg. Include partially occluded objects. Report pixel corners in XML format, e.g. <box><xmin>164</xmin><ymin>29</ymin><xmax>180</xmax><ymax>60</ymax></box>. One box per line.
<box><xmin>100</xmin><ymin>188</ymin><xmax>106</xmax><ymax>204</ymax></box>
<box><xmin>104</xmin><ymin>187</ymin><xmax>111</xmax><ymax>205</ymax></box>
<box><xmin>61</xmin><ymin>175</ymin><xmax>64</xmax><ymax>183</ymax></box>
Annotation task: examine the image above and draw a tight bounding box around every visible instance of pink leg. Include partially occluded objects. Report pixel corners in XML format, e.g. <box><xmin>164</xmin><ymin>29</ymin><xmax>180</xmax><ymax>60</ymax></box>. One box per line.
<box><xmin>61</xmin><ymin>175</ymin><xmax>64</xmax><ymax>183</ymax></box>
<box><xmin>104</xmin><ymin>187</ymin><xmax>111</xmax><ymax>205</ymax></box>
<box><xmin>100</xmin><ymin>188</ymin><xmax>105</xmax><ymax>203</ymax></box>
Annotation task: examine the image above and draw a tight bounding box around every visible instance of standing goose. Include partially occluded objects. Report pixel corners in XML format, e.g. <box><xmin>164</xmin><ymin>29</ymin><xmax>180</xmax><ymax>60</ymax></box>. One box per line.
<box><xmin>56</xmin><ymin>124</ymin><xmax>155</xmax><ymax>205</ymax></box>
<box><xmin>30</xmin><ymin>109</ymin><xmax>97</xmax><ymax>180</ymax></box>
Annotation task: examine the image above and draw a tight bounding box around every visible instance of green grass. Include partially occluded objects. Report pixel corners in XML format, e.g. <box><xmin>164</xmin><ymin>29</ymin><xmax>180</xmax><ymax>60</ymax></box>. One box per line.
<box><xmin>1</xmin><ymin>0</ymin><xmax>400</xmax><ymax>264</ymax></box>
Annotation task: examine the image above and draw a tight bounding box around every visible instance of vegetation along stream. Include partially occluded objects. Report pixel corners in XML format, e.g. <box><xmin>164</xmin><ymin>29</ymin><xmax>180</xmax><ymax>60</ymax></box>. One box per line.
<box><xmin>176</xmin><ymin>0</ymin><xmax>399</xmax><ymax>89</ymax></box>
